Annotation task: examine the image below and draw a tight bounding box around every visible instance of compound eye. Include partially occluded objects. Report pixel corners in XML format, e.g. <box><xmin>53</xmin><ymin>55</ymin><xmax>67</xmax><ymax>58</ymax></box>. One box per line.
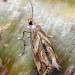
<box><xmin>29</xmin><ymin>21</ymin><xmax>33</xmax><ymax>25</ymax></box>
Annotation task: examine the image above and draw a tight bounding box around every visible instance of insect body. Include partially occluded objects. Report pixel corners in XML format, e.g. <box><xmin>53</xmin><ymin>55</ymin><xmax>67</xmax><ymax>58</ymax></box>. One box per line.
<box><xmin>28</xmin><ymin>18</ymin><xmax>61</xmax><ymax>75</ymax></box>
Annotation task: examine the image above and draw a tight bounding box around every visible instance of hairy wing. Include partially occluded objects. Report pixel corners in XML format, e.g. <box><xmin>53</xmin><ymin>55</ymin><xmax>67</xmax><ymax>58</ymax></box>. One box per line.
<box><xmin>37</xmin><ymin>25</ymin><xmax>61</xmax><ymax>70</ymax></box>
<box><xmin>30</xmin><ymin>25</ymin><xmax>61</xmax><ymax>75</ymax></box>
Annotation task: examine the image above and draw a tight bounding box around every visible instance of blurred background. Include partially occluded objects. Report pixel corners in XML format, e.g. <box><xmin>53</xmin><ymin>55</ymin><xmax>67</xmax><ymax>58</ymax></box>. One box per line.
<box><xmin>0</xmin><ymin>0</ymin><xmax>75</xmax><ymax>75</ymax></box>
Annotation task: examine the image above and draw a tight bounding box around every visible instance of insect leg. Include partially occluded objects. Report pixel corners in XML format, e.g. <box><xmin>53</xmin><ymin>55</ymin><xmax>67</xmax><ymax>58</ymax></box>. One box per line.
<box><xmin>19</xmin><ymin>31</ymin><xmax>30</xmax><ymax>56</ymax></box>
<box><xmin>23</xmin><ymin>31</ymin><xmax>30</xmax><ymax>37</ymax></box>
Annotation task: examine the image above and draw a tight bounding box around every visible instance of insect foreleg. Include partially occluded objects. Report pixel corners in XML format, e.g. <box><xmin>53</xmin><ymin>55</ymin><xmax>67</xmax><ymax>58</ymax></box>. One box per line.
<box><xmin>23</xmin><ymin>31</ymin><xmax>30</xmax><ymax>37</ymax></box>
<box><xmin>19</xmin><ymin>31</ymin><xmax>30</xmax><ymax>56</ymax></box>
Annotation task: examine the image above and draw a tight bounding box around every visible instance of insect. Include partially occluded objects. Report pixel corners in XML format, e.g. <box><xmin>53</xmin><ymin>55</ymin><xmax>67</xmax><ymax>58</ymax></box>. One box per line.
<box><xmin>28</xmin><ymin>18</ymin><xmax>61</xmax><ymax>75</ymax></box>
<box><xmin>23</xmin><ymin>0</ymin><xmax>61</xmax><ymax>75</ymax></box>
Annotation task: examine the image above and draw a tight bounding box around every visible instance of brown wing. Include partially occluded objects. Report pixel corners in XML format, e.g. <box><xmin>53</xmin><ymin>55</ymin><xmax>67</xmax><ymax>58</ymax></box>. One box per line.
<box><xmin>30</xmin><ymin>25</ymin><xmax>61</xmax><ymax>75</ymax></box>
<box><xmin>37</xmin><ymin>25</ymin><xmax>61</xmax><ymax>70</ymax></box>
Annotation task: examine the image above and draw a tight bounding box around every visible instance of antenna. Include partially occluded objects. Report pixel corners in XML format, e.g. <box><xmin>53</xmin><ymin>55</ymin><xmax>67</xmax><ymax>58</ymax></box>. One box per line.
<box><xmin>28</xmin><ymin>0</ymin><xmax>33</xmax><ymax>19</ymax></box>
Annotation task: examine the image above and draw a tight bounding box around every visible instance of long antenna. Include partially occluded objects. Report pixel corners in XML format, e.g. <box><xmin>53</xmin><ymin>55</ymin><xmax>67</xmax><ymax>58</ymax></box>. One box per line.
<box><xmin>28</xmin><ymin>0</ymin><xmax>33</xmax><ymax>19</ymax></box>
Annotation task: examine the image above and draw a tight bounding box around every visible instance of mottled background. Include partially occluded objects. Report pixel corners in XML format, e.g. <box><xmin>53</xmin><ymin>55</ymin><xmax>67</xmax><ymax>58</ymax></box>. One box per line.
<box><xmin>0</xmin><ymin>0</ymin><xmax>75</xmax><ymax>75</ymax></box>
